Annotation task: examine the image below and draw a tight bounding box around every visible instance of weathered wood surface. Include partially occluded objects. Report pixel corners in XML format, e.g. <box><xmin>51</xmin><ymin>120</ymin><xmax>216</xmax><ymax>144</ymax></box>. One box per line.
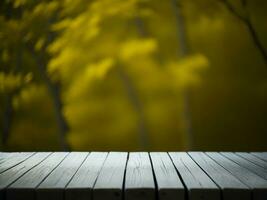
<box><xmin>237</xmin><ymin>152</ymin><xmax>267</xmax><ymax>169</ymax></box>
<box><xmin>150</xmin><ymin>152</ymin><xmax>184</xmax><ymax>200</ymax></box>
<box><xmin>36</xmin><ymin>152</ymin><xmax>88</xmax><ymax>200</ymax></box>
<box><xmin>189</xmin><ymin>152</ymin><xmax>250</xmax><ymax>200</ymax></box>
<box><xmin>66</xmin><ymin>152</ymin><xmax>107</xmax><ymax>200</ymax></box>
<box><xmin>93</xmin><ymin>152</ymin><xmax>127</xmax><ymax>200</ymax></box>
<box><xmin>0</xmin><ymin>152</ymin><xmax>266</xmax><ymax>200</ymax></box>
<box><xmin>0</xmin><ymin>153</ymin><xmax>50</xmax><ymax>199</ymax></box>
<box><xmin>169</xmin><ymin>152</ymin><xmax>220</xmax><ymax>200</ymax></box>
<box><xmin>7</xmin><ymin>152</ymin><xmax>68</xmax><ymax>200</ymax></box>
<box><xmin>207</xmin><ymin>152</ymin><xmax>267</xmax><ymax>200</ymax></box>
<box><xmin>251</xmin><ymin>152</ymin><xmax>267</xmax><ymax>162</ymax></box>
<box><xmin>221</xmin><ymin>152</ymin><xmax>267</xmax><ymax>180</ymax></box>
<box><xmin>125</xmin><ymin>152</ymin><xmax>155</xmax><ymax>200</ymax></box>
<box><xmin>0</xmin><ymin>152</ymin><xmax>34</xmax><ymax>174</ymax></box>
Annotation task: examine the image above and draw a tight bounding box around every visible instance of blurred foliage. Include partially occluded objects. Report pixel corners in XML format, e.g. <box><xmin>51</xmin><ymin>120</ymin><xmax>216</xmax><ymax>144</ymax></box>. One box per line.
<box><xmin>0</xmin><ymin>0</ymin><xmax>266</xmax><ymax>151</ymax></box>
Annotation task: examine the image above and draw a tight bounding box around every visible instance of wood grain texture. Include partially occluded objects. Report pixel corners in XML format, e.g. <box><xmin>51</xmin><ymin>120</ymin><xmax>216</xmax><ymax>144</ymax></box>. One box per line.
<box><xmin>207</xmin><ymin>152</ymin><xmax>267</xmax><ymax>200</ymax></box>
<box><xmin>6</xmin><ymin>152</ymin><xmax>68</xmax><ymax>200</ymax></box>
<box><xmin>0</xmin><ymin>152</ymin><xmax>34</xmax><ymax>174</ymax></box>
<box><xmin>251</xmin><ymin>152</ymin><xmax>267</xmax><ymax>162</ymax></box>
<box><xmin>65</xmin><ymin>152</ymin><xmax>108</xmax><ymax>200</ymax></box>
<box><xmin>150</xmin><ymin>152</ymin><xmax>184</xmax><ymax>200</ymax></box>
<box><xmin>189</xmin><ymin>152</ymin><xmax>250</xmax><ymax>200</ymax></box>
<box><xmin>36</xmin><ymin>152</ymin><xmax>88</xmax><ymax>200</ymax></box>
<box><xmin>169</xmin><ymin>152</ymin><xmax>219</xmax><ymax>200</ymax></box>
<box><xmin>93</xmin><ymin>152</ymin><xmax>128</xmax><ymax>200</ymax></box>
<box><xmin>237</xmin><ymin>152</ymin><xmax>267</xmax><ymax>169</ymax></box>
<box><xmin>0</xmin><ymin>152</ymin><xmax>50</xmax><ymax>199</ymax></box>
<box><xmin>125</xmin><ymin>152</ymin><xmax>155</xmax><ymax>200</ymax></box>
<box><xmin>221</xmin><ymin>152</ymin><xmax>267</xmax><ymax>180</ymax></box>
<box><xmin>1</xmin><ymin>152</ymin><xmax>266</xmax><ymax>200</ymax></box>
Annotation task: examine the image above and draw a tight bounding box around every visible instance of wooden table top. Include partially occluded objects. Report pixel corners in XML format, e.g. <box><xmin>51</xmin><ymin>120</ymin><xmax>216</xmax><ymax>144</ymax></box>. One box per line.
<box><xmin>0</xmin><ymin>152</ymin><xmax>266</xmax><ymax>200</ymax></box>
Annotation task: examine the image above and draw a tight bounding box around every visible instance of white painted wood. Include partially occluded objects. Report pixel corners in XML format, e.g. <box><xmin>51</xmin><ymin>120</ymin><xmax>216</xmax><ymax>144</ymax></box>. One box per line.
<box><xmin>169</xmin><ymin>152</ymin><xmax>219</xmax><ymax>200</ymax></box>
<box><xmin>0</xmin><ymin>152</ymin><xmax>34</xmax><ymax>173</ymax></box>
<box><xmin>0</xmin><ymin>152</ymin><xmax>13</xmax><ymax>164</ymax></box>
<box><xmin>251</xmin><ymin>152</ymin><xmax>267</xmax><ymax>162</ymax></box>
<box><xmin>65</xmin><ymin>152</ymin><xmax>108</xmax><ymax>200</ymax></box>
<box><xmin>93</xmin><ymin>152</ymin><xmax>128</xmax><ymax>200</ymax></box>
<box><xmin>0</xmin><ymin>152</ymin><xmax>50</xmax><ymax>199</ymax></box>
<box><xmin>237</xmin><ymin>152</ymin><xmax>267</xmax><ymax>169</ymax></box>
<box><xmin>221</xmin><ymin>152</ymin><xmax>267</xmax><ymax>180</ymax></box>
<box><xmin>150</xmin><ymin>152</ymin><xmax>184</xmax><ymax>200</ymax></box>
<box><xmin>6</xmin><ymin>152</ymin><xmax>68</xmax><ymax>200</ymax></box>
<box><xmin>189</xmin><ymin>152</ymin><xmax>250</xmax><ymax>200</ymax></box>
<box><xmin>2</xmin><ymin>151</ymin><xmax>266</xmax><ymax>200</ymax></box>
<box><xmin>207</xmin><ymin>152</ymin><xmax>267</xmax><ymax>200</ymax></box>
<box><xmin>36</xmin><ymin>152</ymin><xmax>88</xmax><ymax>200</ymax></box>
<box><xmin>125</xmin><ymin>152</ymin><xmax>155</xmax><ymax>200</ymax></box>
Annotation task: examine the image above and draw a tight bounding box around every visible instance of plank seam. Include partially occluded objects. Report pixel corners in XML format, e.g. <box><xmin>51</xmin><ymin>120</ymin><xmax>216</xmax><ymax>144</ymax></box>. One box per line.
<box><xmin>0</xmin><ymin>152</ymin><xmax>36</xmax><ymax>174</ymax></box>
<box><xmin>187</xmin><ymin>152</ymin><xmax>223</xmax><ymax>200</ymax></box>
<box><xmin>239</xmin><ymin>153</ymin><xmax>267</xmax><ymax>168</ymax></box>
<box><xmin>122</xmin><ymin>152</ymin><xmax>129</xmax><ymax>200</ymax></box>
<box><xmin>251</xmin><ymin>153</ymin><xmax>267</xmax><ymax>162</ymax></box>
<box><xmin>205</xmin><ymin>153</ymin><xmax>253</xmax><ymax>189</ymax></box>
<box><xmin>90</xmin><ymin>152</ymin><xmax>109</xmax><ymax>200</ymax></box>
<box><xmin>3</xmin><ymin>152</ymin><xmax>52</xmax><ymax>200</ymax></box>
<box><xmin>62</xmin><ymin>152</ymin><xmax>90</xmax><ymax>200</ymax></box>
<box><xmin>168</xmin><ymin>152</ymin><xmax>188</xmax><ymax>200</ymax></box>
<box><xmin>65</xmin><ymin>152</ymin><xmax>90</xmax><ymax>188</ymax></box>
<box><xmin>148</xmin><ymin>152</ymin><xmax>159</xmax><ymax>200</ymax></box>
<box><xmin>5</xmin><ymin>153</ymin><xmax>52</xmax><ymax>188</ymax></box>
<box><xmin>34</xmin><ymin>152</ymin><xmax>70</xmax><ymax>189</ymax></box>
<box><xmin>219</xmin><ymin>152</ymin><xmax>267</xmax><ymax>179</ymax></box>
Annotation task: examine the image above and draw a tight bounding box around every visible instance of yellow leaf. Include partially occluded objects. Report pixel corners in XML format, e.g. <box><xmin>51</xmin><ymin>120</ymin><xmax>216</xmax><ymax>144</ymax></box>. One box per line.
<box><xmin>119</xmin><ymin>38</ymin><xmax>157</xmax><ymax>61</ymax></box>
<box><xmin>85</xmin><ymin>57</ymin><xmax>115</xmax><ymax>79</ymax></box>
<box><xmin>168</xmin><ymin>54</ymin><xmax>209</xmax><ymax>88</ymax></box>
<box><xmin>35</xmin><ymin>38</ymin><xmax>45</xmax><ymax>51</ymax></box>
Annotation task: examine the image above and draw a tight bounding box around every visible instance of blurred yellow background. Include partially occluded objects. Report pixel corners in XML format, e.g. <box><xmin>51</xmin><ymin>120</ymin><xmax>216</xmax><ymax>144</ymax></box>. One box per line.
<box><xmin>0</xmin><ymin>0</ymin><xmax>267</xmax><ymax>151</ymax></box>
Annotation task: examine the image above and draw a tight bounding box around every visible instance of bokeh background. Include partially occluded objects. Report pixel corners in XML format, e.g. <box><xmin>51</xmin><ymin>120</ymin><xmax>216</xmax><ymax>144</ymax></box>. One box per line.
<box><xmin>0</xmin><ymin>0</ymin><xmax>267</xmax><ymax>151</ymax></box>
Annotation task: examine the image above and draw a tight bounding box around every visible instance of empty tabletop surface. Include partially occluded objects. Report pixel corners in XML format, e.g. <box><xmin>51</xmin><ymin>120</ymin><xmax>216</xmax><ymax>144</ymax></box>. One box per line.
<box><xmin>0</xmin><ymin>152</ymin><xmax>266</xmax><ymax>200</ymax></box>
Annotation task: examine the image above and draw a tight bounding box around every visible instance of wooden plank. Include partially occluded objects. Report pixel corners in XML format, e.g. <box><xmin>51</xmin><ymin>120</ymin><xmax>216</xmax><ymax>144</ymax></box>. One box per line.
<box><xmin>125</xmin><ymin>152</ymin><xmax>155</xmax><ymax>200</ymax></box>
<box><xmin>0</xmin><ymin>152</ymin><xmax>12</xmax><ymax>163</ymax></box>
<box><xmin>65</xmin><ymin>152</ymin><xmax>108</xmax><ymax>200</ymax></box>
<box><xmin>169</xmin><ymin>152</ymin><xmax>219</xmax><ymax>200</ymax></box>
<box><xmin>237</xmin><ymin>152</ymin><xmax>267</xmax><ymax>169</ymax></box>
<box><xmin>150</xmin><ymin>152</ymin><xmax>184</xmax><ymax>200</ymax></box>
<box><xmin>189</xmin><ymin>152</ymin><xmax>250</xmax><ymax>200</ymax></box>
<box><xmin>0</xmin><ymin>152</ymin><xmax>34</xmax><ymax>173</ymax></box>
<box><xmin>221</xmin><ymin>152</ymin><xmax>267</xmax><ymax>180</ymax></box>
<box><xmin>36</xmin><ymin>152</ymin><xmax>88</xmax><ymax>200</ymax></box>
<box><xmin>6</xmin><ymin>152</ymin><xmax>68</xmax><ymax>200</ymax></box>
<box><xmin>207</xmin><ymin>152</ymin><xmax>267</xmax><ymax>200</ymax></box>
<box><xmin>93</xmin><ymin>152</ymin><xmax>128</xmax><ymax>200</ymax></box>
<box><xmin>251</xmin><ymin>152</ymin><xmax>267</xmax><ymax>162</ymax></box>
<box><xmin>0</xmin><ymin>153</ymin><xmax>15</xmax><ymax>166</ymax></box>
<box><xmin>0</xmin><ymin>152</ymin><xmax>50</xmax><ymax>199</ymax></box>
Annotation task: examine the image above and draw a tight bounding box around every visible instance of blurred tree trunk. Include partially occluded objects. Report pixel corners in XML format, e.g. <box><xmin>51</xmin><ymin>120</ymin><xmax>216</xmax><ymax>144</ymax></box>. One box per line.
<box><xmin>117</xmin><ymin>66</ymin><xmax>149</xmax><ymax>150</ymax></box>
<box><xmin>27</xmin><ymin>14</ymin><xmax>70</xmax><ymax>151</ymax></box>
<box><xmin>29</xmin><ymin>48</ymin><xmax>70</xmax><ymax>151</ymax></box>
<box><xmin>44</xmin><ymin>75</ymin><xmax>69</xmax><ymax>151</ymax></box>
<box><xmin>37</xmin><ymin>58</ymin><xmax>70</xmax><ymax>151</ymax></box>
<box><xmin>219</xmin><ymin>0</ymin><xmax>267</xmax><ymax>67</ymax></box>
<box><xmin>116</xmin><ymin>15</ymin><xmax>150</xmax><ymax>150</ymax></box>
<box><xmin>1</xmin><ymin>94</ymin><xmax>13</xmax><ymax>148</ymax></box>
<box><xmin>171</xmin><ymin>0</ymin><xmax>194</xmax><ymax>150</ymax></box>
<box><xmin>1</xmin><ymin>46</ymin><xmax>22</xmax><ymax>149</ymax></box>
